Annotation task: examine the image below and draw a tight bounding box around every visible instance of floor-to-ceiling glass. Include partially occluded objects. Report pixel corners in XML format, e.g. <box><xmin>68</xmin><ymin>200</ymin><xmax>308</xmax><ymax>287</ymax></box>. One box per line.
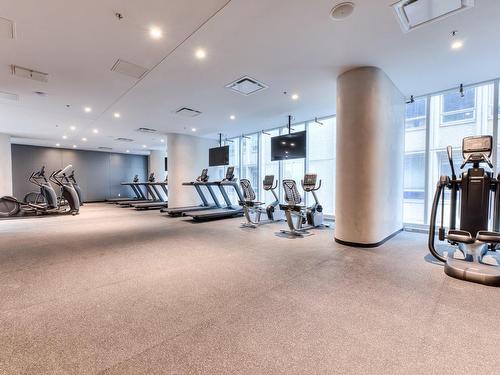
<box><xmin>307</xmin><ymin>117</ymin><xmax>336</xmax><ymax>216</ymax></box>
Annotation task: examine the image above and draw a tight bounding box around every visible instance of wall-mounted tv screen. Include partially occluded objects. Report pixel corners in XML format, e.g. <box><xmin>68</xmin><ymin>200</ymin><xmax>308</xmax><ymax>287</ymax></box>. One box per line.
<box><xmin>271</xmin><ymin>131</ymin><xmax>306</xmax><ymax>161</ymax></box>
<box><xmin>209</xmin><ymin>145</ymin><xmax>230</xmax><ymax>166</ymax></box>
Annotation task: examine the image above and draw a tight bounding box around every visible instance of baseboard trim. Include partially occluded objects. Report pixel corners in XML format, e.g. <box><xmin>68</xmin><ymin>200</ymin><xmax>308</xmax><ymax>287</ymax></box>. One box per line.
<box><xmin>334</xmin><ymin>228</ymin><xmax>403</xmax><ymax>248</ymax></box>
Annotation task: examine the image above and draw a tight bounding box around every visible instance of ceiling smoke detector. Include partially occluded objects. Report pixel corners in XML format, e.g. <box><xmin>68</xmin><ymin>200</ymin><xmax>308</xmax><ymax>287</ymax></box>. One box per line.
<box><xmin>392</xmin><ymin>0</ymin><xmax>475</xmax><ymax>33</ymax></box>
<box><xmin>330</xmin><ymin>2</ymin><xmax>355</xmax><ymax>20</ymax></box>
<box><xmin>11</xmin><ymin>65</ymin><xmax>48</xmax><ymax>82</ymax></box>
<box><xmin>225</xmin><ymin>76</ymin><xmax>268</xmax><ymax>96</ymax></box>
<box><xmin>175</xmin><ymin>107</ymin><xmax>202</xmax><ymax>117</ymax></box>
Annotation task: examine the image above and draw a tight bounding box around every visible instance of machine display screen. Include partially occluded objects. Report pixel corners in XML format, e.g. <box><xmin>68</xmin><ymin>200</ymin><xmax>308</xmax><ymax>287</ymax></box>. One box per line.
<box><xmin>209</xmin><ymin>146</ymin><xmax>230</xmax><ymax>166</ymax></box>
<box><xmin>271</xmin><ymin>131</ymin><xmax>306</xmax><ymax>161</ymax></box>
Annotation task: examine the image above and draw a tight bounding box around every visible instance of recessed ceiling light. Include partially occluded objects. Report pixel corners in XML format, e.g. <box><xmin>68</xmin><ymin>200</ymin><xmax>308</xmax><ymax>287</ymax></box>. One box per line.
<box><xmin>56</xmin><ymin>143</ymin><xmax>60</xmax><ymax>147</ymax></box>
<box><xmin>142</xmin><ymin>144</ymin><xmax>147</xmax><ymax>148</ymax></box>
<box><xmin>160</xmin><ymin>139</ymin><xmax>165</xmax><ymax>143</ymax></box>
<box><xmin>84</xmin><ymin>106</ymin><xmax>92</xmax><ymax>113</ymax></box>
<box><xmin>113</xmin><ymin>112</ymin><xmax>121</xmax><ymax>118</ymax></box>
<box><xmin>451</xmin><ymin>40</ymin><xmax>463</xmax><ymax>50</ymax></box>
<box><xmin>72</xmin><ymin>145</ymin><xmax>77</xmax><ymax>148</ymax></box>
<box><xmin>291</xmin><ymin>94</ymin><xmax>299</xmax><ymax>101</ymax></box>
<box><xmin>82</xmin><ymin>137</ymin><xmax>87</xmax><ymax>142</ymax></box>
<box><xmin>92</xmin><ymin>129</ymin><xmax>99</xmax><ymax>134</ymax></box>
<box><xmin>70</xmin><ymin>125</ymin><xmax>76</xmax><ymax>131</ymax></box>
<box><xmin>149</xmin><ymin>26</ymin><xmax>162</xmax><ymax>39</ymax></box>
<box><xmin>126</xmin><ymin>150</ymin><xmax>130</xmax><ymax>153</ymax></box>
<box><xmin>191</xmin><ymin>128</ymin><xmax>197</xmax><ymax>132</ymax></box>
<box><xmin>230</xmin><ymin>115</ymin><xmax>236</xmax><ymax>120</ymax></box>
<box><xmin>195</xmin><ymin>48</ymin><xmax>206</xmax><ymax>60</ymax></box>
<box><xmin>62</xmin><ymin>135</ymin><xmax>67</xmax><ymax>139</ymax></box>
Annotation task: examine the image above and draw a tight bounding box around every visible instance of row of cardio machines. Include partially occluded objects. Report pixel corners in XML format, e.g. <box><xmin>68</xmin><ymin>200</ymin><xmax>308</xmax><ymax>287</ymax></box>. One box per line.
<box><xmin>162</xmin><ymin>166</ymin><xmax>244</xmax><ymax>220</ymax></box>
<box><xmin>163</xmin><ymin>167</ymin><xmax>327</xmax><ymax>235</ymax></box>
<box><xmin>107</xmin><ymin>173</ymin><xmax>168</xmax><ymax>210</ymax></box>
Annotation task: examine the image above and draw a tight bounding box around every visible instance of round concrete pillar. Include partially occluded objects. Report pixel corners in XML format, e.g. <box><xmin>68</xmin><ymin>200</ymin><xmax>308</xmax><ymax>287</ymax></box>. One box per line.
<box><xmin>335</xmin><ymin>67</ymin><xmax>405</xmax><ymax>247</ymax></box>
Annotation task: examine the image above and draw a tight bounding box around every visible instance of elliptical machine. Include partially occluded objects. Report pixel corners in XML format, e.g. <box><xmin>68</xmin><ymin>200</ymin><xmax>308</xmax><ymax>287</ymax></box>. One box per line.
<box><xmin>279</xmin><ymin>173</ymin><xmax>327</xmax><ymax>236</ymax></box>
<box><xmin>239</xmin><ymin>175</ymin><xmax>282</xmax><ymax>227</ymax></box>
<box><xmin>0</xmin><ymin>165</ymin><xmax>80</xmax><ymax>217</ymax></box>
<box><xmin>429</xmin><ymin>135</ymin><xmax>500</xmax><ymax>287</ymax></box>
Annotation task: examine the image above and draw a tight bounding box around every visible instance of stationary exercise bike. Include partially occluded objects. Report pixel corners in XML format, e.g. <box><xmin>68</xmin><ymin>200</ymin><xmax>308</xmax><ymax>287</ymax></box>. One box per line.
<box><xmin>279</xmin><ymin>173</ymin><xmax>327</xmax><ymax>236</ymax></box>
<box><xmin>429</xmin><ymin>135</ymin><xmax>500</xmax><ymax>286</ymax></box>
<box><xmin>239</xmin><ymin>175</ymin><xmax>282</xmax><ymax>227</ymax></box>
<box><xmin>0</xmin><ymin>165</ymin><xmax>80</xmax><ymax>217</ymax></box>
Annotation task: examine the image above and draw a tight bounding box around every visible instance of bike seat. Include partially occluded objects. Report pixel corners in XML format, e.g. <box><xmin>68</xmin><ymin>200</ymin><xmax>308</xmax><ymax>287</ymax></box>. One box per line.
<box><xmin>279</xmin><ymin>204</ymin><xmax>305</xmax><ymax>212</ymax></box>
<box><xmin>240</xmin><ymin>201</ymin><xmax>264</xmax><ymax>207</ymax></box>
<box><xmin>447</xmin><ymin>230</ymin><xmax>475</xmax><ymax>244</ymax></box>
<box><xmin>476</xmin><ymin>231</ymin><xmax>500</xmax><ymax>244</ymax></box>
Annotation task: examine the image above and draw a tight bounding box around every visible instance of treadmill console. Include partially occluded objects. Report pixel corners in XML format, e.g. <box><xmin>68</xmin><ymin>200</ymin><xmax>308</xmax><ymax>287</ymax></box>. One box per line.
<box><xmin>225</xmin><ymin>166</ymin><xmax>235</xmax><ymax>181</ymax></box>
<box><xmin>197</xmin><ymin>169</ymin><xmax>209</xmax><ymax>182</ymax></box>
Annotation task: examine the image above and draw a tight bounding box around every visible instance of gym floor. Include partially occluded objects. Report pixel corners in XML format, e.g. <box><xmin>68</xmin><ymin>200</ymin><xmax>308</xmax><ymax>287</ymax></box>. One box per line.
<box><xmin>1</xmin><ymin>204</ymin><xmax>499</xmax><ymax>374</ymax></box>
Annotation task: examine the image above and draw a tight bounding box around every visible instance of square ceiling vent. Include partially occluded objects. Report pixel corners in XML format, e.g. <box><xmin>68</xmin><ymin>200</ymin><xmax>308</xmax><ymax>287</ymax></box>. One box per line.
<box><xmin>0</xmin><ymin>17</ymin><xmax>15</xmax><ymax>39</ymax></box>
<box><xmin>11</xmin><ymin>65</ymin><xmax>48</xmax><ymax>82</ymax></box>
<box><xmin>0</xmin><ymin>90</ymin><xmax>19</xmax><ymax>101</ymax></box>
<box><xmin>111</xmin><ymin>59</ymin><xmax>149</xmax><ymax>79</ymax></box>
<box><xmin>225</xmin><ymin>76</ymin><xmax>268</xmax><ymax>96</ymax></box>
<box><xmin>392</xmin><ymin>0</ymin><xmax>475</xmax><ymax>32</ymax></box>
<box><xmin>136</xmin><ymin>127</ymin><xmax>157</xmax><ymax>133</ymax></box>
<box><xmin>115</xmin><ymin>137</ymin><xmax>134</xmax><ymax>142</ymax></box>
<box><xmin>175</xmin><ymin>107</ymin><xmax>202</xmax><ymax>117</ymax></box>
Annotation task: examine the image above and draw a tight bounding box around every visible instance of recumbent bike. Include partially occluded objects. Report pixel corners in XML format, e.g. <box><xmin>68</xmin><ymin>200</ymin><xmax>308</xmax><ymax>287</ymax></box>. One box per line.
<box><xmin>239</xmin><ymin>175</ymin><xmax>282</xmax><ymax>227</ymax></box>
<box><xmin>429</xmin><ymin>135</ymin><xmax>500</xmax><ymax>287</ymax></box>
<box><xmin>279</xmin><ymin>173</ymin><xmax>327</xmax><ymax>236</ymax></box>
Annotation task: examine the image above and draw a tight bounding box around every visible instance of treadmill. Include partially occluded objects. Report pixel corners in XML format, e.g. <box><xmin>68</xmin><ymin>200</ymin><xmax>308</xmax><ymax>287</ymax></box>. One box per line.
<box><xmin>132</xmin><ymin>177</ymin><xmax>169</xmax><ymax>210</ymax></box>
<box><xmin>116</xmin><ymin>173</ymin><xmax>159</xmax><ymax>207</ymax></box>
<box><xmin>185</xmin><ymin>166</ymin><xmax>244</xmax><ymax>221</ymax></box>
<box><xmin>163</xmin><ymin>169</ymin><xmax>221</xmax><ymax>216</ymax></box>
<box><xmin>107</xmin><ymin>175</ymin><xmax>145</xmax><ymax>202</ymax></box>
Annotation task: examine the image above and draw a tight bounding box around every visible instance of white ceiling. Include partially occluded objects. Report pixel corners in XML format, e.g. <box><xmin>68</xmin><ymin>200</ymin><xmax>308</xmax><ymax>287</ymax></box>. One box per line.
<box><xmin>1</xmin><ymin>0</ymin><xmax>500</xmax><ymax>154</ymax></box>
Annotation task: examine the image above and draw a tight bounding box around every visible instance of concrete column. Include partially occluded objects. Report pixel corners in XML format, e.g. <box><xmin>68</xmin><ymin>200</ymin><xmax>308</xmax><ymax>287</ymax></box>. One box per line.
<box><xmin>149</xmin><ymin>148</ymin><xmax>167</xmax><ymax>200</ymax></box>
<box><xmin>167</xmin><ymin>133</ymin><xmax>216</xmax><ymax>208</ymax></box>
<box><xmin>335</xmin><ymin>66</ymin><xmax>405</xmax><ymax>247</ymax></box>
<box><xmin>0</xmin><ymin>134</ymin><xmax>13</xmax><ymax>197</ymax></box>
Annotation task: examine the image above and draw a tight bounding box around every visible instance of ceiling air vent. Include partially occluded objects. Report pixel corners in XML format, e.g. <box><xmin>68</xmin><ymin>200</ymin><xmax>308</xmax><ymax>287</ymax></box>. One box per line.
<box><xmin>111</xmin><ymin>59</ymin><xmax>149</xmax><ymax>79</ymax></box>
<box><xmin>115</xmin><ymin>137</ymin><xmax>134</xmax><ymax>142</ymax></box>
<box><xmin>0</xmin><ymin>90</ymin><xmax>19</xmax><ymax>101</ymax></box>
<box><xmin>136</xmin><ymin>127</ymin><xmax>157</xmax><ymax>133</ymax></box>
<box><xmin>11</xmin><ymin>65</ymin><xmax>48</xmax><ymax>82</ymax></box>
<box><xmin>0</xmin><ymin>17</ymin><xmax>15</xmax><ymax>39</ymax></box>
<box><xmin>175</xmin><ymin>107</ymin><xmax>202</xmax><ymax>117</ymax></box>
<box><xmin>98</xmin><ymin>147</ymin><xmax>113</xmax><ymax>151</ymax></box>
<box><xmin>225</xmin><ymin>76</ymin><xmax>268</xmax><ymax>96</ymax></box>
<box><xmin>392</xmin><ymin>0</ymin><xmax>474</xmax><ymax>32</ymax></box>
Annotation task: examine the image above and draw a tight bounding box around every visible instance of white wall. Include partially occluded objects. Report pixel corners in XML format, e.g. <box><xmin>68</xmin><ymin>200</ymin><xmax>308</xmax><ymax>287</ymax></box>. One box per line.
<box><xmin>167</xmin><ymin>133</ymin><xmax>216</xmax><ymax>207</ymax></box>
<box><xmin>0</xmin><ymin>134</ymin><xmax>13</xmax><ymax>196</ymax></box>
<box><xmin>335</xmin><ymin>66</ymin><xmax>405</xmax><ymax>246</ymax></box>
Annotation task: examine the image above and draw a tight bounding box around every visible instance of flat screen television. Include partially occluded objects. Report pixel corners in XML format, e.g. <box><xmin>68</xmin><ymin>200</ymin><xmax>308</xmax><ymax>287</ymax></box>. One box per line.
<box><xmin>271</xmin><ymin>131</ymin><xmax>306</xmax><ymax>161</ymax></box>
<box><xmin>209</xmin><ymin>145</ymin><xmax>230</xmax><ymax>166</ymax></box>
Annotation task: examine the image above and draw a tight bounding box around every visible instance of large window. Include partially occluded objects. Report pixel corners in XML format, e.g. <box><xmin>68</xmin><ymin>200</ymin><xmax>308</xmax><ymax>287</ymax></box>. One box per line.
<box><xmin>260</xmin><ymin>129</ymin><xmax>280</xmax><ymax>204</ymax></box>
<box><xmin>307</xmin><ymin>117</ymin><xmax>336</xmax><ymax>216</ymax></box>
<box><xmin>404</xmin><ymin>98</ymin><xmax>427</xmax><ymax>224</ymax></box>
<box><xmin>404</xmin><ymin>82</ymin><xmax>496</xmax><ymax>227</ymax></box>
<box><xmin>240</xmin><ymin>133</ymin><xmax>259</xmax><ymax>197</ymax></box>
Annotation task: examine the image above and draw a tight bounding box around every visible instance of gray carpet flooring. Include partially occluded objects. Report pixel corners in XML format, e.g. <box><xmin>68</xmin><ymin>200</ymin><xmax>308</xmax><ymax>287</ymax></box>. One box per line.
<box><xmin>0</xmin><ymin>203</ymin><xmax>499</xmax><ymax>374</ymax></box>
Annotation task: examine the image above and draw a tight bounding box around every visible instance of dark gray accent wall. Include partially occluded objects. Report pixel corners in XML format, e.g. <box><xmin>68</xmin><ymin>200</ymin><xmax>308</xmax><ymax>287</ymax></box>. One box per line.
<box><xmin>11</xmin><ymin>145</ymin><xmax>148</xmax><ymax>202</ymax></box>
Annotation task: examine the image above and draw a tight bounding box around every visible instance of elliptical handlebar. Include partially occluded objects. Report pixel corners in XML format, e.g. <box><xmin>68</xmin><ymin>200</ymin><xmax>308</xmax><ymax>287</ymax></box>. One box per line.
<box><xmin>56</xmin><ymin>164</ymin><xmax>73</xmax><ymax>178</ymax></box>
